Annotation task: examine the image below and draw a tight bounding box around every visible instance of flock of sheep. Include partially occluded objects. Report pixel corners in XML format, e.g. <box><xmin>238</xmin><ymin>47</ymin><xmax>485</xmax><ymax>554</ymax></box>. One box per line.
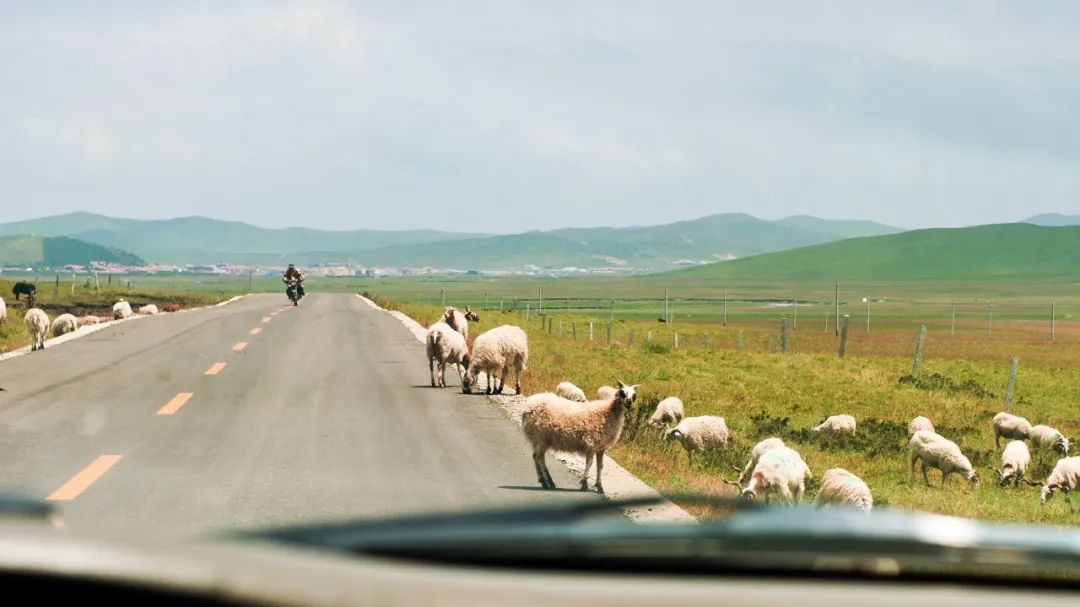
<box><xmin>426</xmin><ymin>305</ymin><xmax>1080</xmax><ymax>511</ymax></box>
<box><xmin>1</xmin><ymin>295</ymin><xmax>172</xmax><ymax>352</ymax></box>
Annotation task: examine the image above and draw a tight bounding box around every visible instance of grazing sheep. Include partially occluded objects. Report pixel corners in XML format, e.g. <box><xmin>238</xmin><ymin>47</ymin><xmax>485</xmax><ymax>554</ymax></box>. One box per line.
<box><xmin>909</xmin><ymin>430</ymin><xmax>979</xmax><ymax>487</ymax></box>
<box><xmin>521</xmin><ymin>381</ymin><xmax>638</xmax><ymax>493</ymax></box>
<box><xmin>999</xmin><ymin>440</ymin><xmax>1031</xmax><ymax>488</ymax></box>
<box><xmin>112</xmin><ymin>300</ymin><xmax>133</xmax><ymax>320</ymax></box>
<box><xmin>664</xmin><ymin>415</ymin><xmax>728</xmax><ymax>465</ymax></box>
<box><xmin>816</xmin><ymin>468</ymin><xmax>873</xmax><ymax>512</ymax></box>
<box><xmin>79</xmin><ymin>315</ymin><xmax>103</xmax><ymax>325</ymax></box>
<box><xmin>596</xmin><ymin>386</ymin><xmax>617</xmax><ymax>401</ymax></box>
<box><xmin>137</xmin><ymin>304</ymin><xmax>159</xmax><ymax>316</ymax></box>
<box><xmin>50</xmin><ymin>313</ymin><xmax>78</xmax><ymax>337</ymax></box>
<box><xmin>812</xmin><ymin>414</ymin><xmax>856</xmax><ymax>437</ymax></box>
<box><xmin>993</xmin><ymin>412</ymin><xmax>1032</xmax><ymax>448</ymax></box>
<box><xmin>908</xmin><ymin>416</ymin><xmax>935</xmax><ymax>438</ymax></box>
<box><xmin>0</xmin><ymin>296</ymin><xmax>6</xmax><ymax>325</ymax></box>
<box><xmin>738</xmin><ymin>437</ymin><xmax>786</xmax><ymax>485</ymax></box>
<box><xmin>1040</xmin><ymin>457</ymin><xmax>1080</xmax><ymax>509</ymax></box>
<box><xmin>163</xmin><ymin>303</ymin><xmax>181</xmax><ymax>313</ymax></box>
<box><xmin>740</xmin><ymin>446</ymin><xmax>812</xmax><ymax>504</ymax></box>
<box><xmin>463</xmin><ymin>305</ymin><xmax>480</xmax><ymax>323</ymax></box>
<box><xmin>441</xmin><ymin>306</ymin><xmax>469</xmax><ymax>340</ymax></box>
<box><xmin>649</xmin><ymin>397</ymin><xmax>685</xmax><ymax>427</ymax></box>
<box><xmin>24</xmin><ymin>308</ymin><xmax>49</xmax><ymax>351</ymax></box>
<box><xmin>1030</xmin><ymin>425</ymin><xmax>1070</xmax><ymax>456</ymax></box>
<box><xmin>464</xmin><ymin>325</ymin><xmax>528</xmax><ymax>395</ymax></box>
<box><xmin>555</xmin><ymin>381</ymin><xmax>587</xmax><ymax>403</ymax></box>
<box><xmin>425</xmin><ymin>321</ymin><xmax>470</xmax><ymax>389</ymax></box>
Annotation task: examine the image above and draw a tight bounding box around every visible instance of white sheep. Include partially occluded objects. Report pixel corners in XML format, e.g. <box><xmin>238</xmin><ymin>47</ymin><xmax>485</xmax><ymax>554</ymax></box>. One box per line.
<box><xmin>737</xmin><ymin>437</ymin><xmax>786</xmax><ymax>485</ymax></box>
<box><xmin>811</xmin><ymin>414</ymin><xmax>856</xmax><ymax>436</ymax></box>
<box><xmin>999</xmin><ymin>440</ymin><xmax>1031</xmax><ymax>488</ymax></box>
<box><xmin>441</xmin><ymin>306</ymin><xmax>469</xmax><ymax>340</ymax></box>
<box><xmin>24</xmin><ymin>308</ymin><xmax>49</xmax><ymax>351</ymax></box>
<box><xmin>1030</xmin><ymin>424</ymin><xmax>1070</xmax><ymax>456</ymax></box>
<box><xmin>909</xmin><ymin>430</ymin><xmax>979</xmax><ymax>487</ymax></box>
<box><xmin>816</xmin><ymin>468</ymin><xmax>873</xmax><ymax>512</ymax></box>
<box><xmin>992</xmin><ymin>412</ymin><xmax>1032</xmax><ymax>448</ymax></box>
<box><xmin>1040</xmin><ymin>457</ymin><xmax>1080</xmax><ymax>510</ymax></box>
<box><xmin>79</xmin><ymin>315</ymin><xmax>104</xmax><ymax>326</ymax></box>
<box><xmin>555</xmin><ymin>381</ymin><xmax>587</xmax><ymax>403</ymax></box>
<box><xmin>112</xmin><ymin>300</ymin><xmax>133</xmax><ymax>320</ymax></box>
<box><xmin>596</xmin><ymin>386</ymin><xmax>617</xmax><ymax>400</ymax></box>
<box><xmin>664</xmin><ymin>415</ymin><xmax>728</xmax><ymax>465</ymax></box>
<box><xmin>50</xmin><ymin>313</ymin><xmax>78</xmax><ymax>337</ymax></box>
<box><xmin>521</xmin><ymin>381</ymin><xmax>638</xmax><ymax>493</ymax></box>
<box><xmin>464</xmin><ymin>325</ymin><xmax>528</xmax><ymax>395</ymax></box>
<box><xmin>908</xmin><ymin>416</ymin><xmax>935</xmax><ymax>438</ymax></box>
<box><xmin>425</xmin><ymin>321</ymin><xmax>470</xmax><ymax>389</ymax></box>
<box><xmin>137</xmin><ymin>304</ymin><xmax>159</xmax><ymax>316</ymax></box>
<box><xmin>740</xmin><ymin>446</ymin><xmax>812</xmax><ymax>504</ymax></box>
<box><xmin>649</xmin><ymin>397</ymin><xmax>685</xmax><ymax>427</ymax></box>
<box><xmin>0</xmin><ymin>296</ymin><xmax>6</xmax><ymax>325</ymax></box>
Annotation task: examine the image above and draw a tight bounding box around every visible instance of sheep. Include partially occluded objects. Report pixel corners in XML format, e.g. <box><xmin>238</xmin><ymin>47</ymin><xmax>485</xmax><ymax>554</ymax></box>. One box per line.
<box><xmin>425</xmin><ymin>321</ymin><xmax>470</xmax><ymax>389</ymax></box>
<box><xmin>521</xmin><ymin>381</ymin><xmax>638</xmax><ymax>493</ymax></box>
<box><xmin>79</xmin><ymin>315</ymin><xmax>103</xmax><ymax>325</ymax></box>
<box><xmin>112</xmin><ymin>300</ymin><xmax>133</xmax><ymax>320</ymax></box>
<box><xmin>740</xmin><ymin>446</ymin><xmax>812</xmax><ymax>504</ymax></box>
<box><xmin>664</xmin><ymin>415</ymin><xmax>728</xmax><ymax>465</ymax></box>
<box><xmin>992</xmin><ymin>412</ymin><xmax>1032</xmax><ymax>448</ymax></box>
<box><xmin>463</xmin><ymin>325</ymin><xmax>528</xmax><ymax>395</ymax></box>
<box><xmin>908</xmin><ymin>416</ymin><xmax>935</xmax><ymax>438</ymax></box>
<box><xmin>555</xmin><ymin>381</ymin><xmax>587</xmax><ymax>403</ymax></box>
<box><xmin>0</xmin><ymin>296</ymin><xmax>6</xmax><ymax>325</ymax></box>
<box><xmin>163</xmin><ymin>303</ymin><xmax>181</xmax><ymax>313</ymax></box>
<box><xmin>463</xmin><ymin>305</ymin><xmax>479</xmax><ymax>323</ymax></box>
<box><xmin>999</xmin><ymin>440</ymin><xmax>1031</xmax><ymax>488</ymax></box>
<box><xmin>50</xmin><ymin>313</ymin><xmax>78</xmax><ymax>337</ymax></box>
<box><xmin>137</xmin><ymin>304</ymin><xmax>159</xmax><ymax>316</ymax></box>
<box><xmin>1030</xmin><ymin>424</ymin><xmax>1070</xmax><ymax>456</ymax></box>
<box><xmin>649</xmin><ymin>397</ymin><xmax>685</xmax><ymax>427</ymax></box>
<box><xmin>909</xmin><ymin>430</ymin><xmax>979</xmax><ymax>487</ymax></box>
<box><xmin>737</xmin><ymin>437</ymin><xmax>786</xmax><ymax>485</ymax></box>
<box><xmin>441</xmin><ymin>306</ymin><xmax>469</xmax><ymax>340</ymax></box>
<box><xmin>811</xmin><ymin>414</ymin><xmax>856</xmax><ymax>437</ymax></box>
<box><xmin>596</xmin><ymin>386</ymin><xmax>617</xmax><ymax>400</ymax></box>
<box><xmin>24</xmin><ymin>308</ymin><xmax>49</xmax><ymax>351</ymax></box>
<box><xmin>816</xmin><ymin>468</ymin><xmax>873</xmax><ymax>512</ymax></box>
<box><xmin>1040</xmin><ymin>457</ymin><xmax>1080</xmax><ymax>510</ymax></box>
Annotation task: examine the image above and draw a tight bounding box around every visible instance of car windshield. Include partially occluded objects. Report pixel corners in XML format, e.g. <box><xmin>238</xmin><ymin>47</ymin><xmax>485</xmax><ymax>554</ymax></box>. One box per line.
<box><xmin>1</xmin><ymin>0</ymin><xmax>1079</xmax><ymax>595</ymax></box>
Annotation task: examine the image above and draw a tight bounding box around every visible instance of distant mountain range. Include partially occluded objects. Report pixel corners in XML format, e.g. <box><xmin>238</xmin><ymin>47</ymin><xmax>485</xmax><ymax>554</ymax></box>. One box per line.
<box><xmin>667</xmin><ymin>223</ymin><xmax>1080</xmax><ymax>283</ymax></box>
<box><xmin>0</xmin><ymin>235</ymin><xmax>145</xmax><ymax>268</ymax></box>
<box><xmin>1024</xmin><ymin>213</ymin><xmax>1080</xmax><ymax>227</ymax></box>
<box><xmin>0</xmin><ymin>212</ymin><xmax>902</xmax><ymax>270</ymax></box>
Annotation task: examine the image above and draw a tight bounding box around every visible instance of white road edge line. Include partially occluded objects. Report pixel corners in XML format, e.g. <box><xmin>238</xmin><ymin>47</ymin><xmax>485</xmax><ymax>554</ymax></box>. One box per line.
<box><xmin>354</xmin><ymin>293</ymin><xmax>697</xmax><ymax>525</ymax></box>
<box><xmin>0</xmin><ymin>294</ymin><xmax>249</xmax><ymax>364</ymax></box>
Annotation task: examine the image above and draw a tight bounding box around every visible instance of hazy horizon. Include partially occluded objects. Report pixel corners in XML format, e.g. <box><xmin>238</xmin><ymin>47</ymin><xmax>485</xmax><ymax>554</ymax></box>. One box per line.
<box><xmin>4</xmin><ymin>2</ymin><xmax>1080</xmax><ymax>231</ymax></box>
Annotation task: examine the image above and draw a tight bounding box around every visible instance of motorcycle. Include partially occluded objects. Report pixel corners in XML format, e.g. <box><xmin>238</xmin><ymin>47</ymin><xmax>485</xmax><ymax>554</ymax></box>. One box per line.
<box><xmin>285</xmin><ymin>279</ymin><xmax>302</xmax><ymax>306</ymax></box>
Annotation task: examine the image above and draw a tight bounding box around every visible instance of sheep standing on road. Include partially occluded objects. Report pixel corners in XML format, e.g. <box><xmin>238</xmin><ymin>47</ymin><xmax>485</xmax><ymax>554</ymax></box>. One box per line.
<box><xmin>24</xmin><ymin>308</ymin><xmax>49</xmax><ymax>351</ymax></box>
<box><xmin>51</xmin><ymin>313</ymin><xmax>78</xmax><ymax>337</ymax></box>
<box><xmin>1030</xmin><ymin>425</ymin><xmax>1070</xmax><ymax>456</ymax></box>
<box><xmin>464</xmin><ymin>325</ymin><xmax>528</xmax><ymax>395</ymax></box>
<box><xmin>740</xmin><ymin>446</ymin><xmax>812</xmax><ymax>504</ymax></box>
<box><xmin>137</xmin><ymin>304</ymin><xmax>159</xmax><ymax>316</ymax></box>
<box><xmin>1040</xmin><ymin>457</ymin><xmax>1080</xmax><ymax>509</ymax></box>
<box><xmin>737</xmin><ymin>437</ymin><xmax>786</xmax><ymax>485</ymax></box>
<box><xmin>816</xmin><ymin>468</ymin><xmax>873</xmax><ymax>512</ymax></box>
<box><xmin>812</xmin><ymin>414</ymin><xmax>856</xmax><ymax>437</ymax></box>
<box><xmin>426</xmin><ymin>321</ymin><xmax>470</xmax><ymax>389</ymax></box>
<box><xmin>909</xmin><ymin>430</ymin><xmax>979</xmax><ymax>487</ymax></box>
<box><xmin>112</xmin><ymin>300</ymin><xmax>133</xmax><ymax>320</ymax></box>
<box><xmin>908</xmin><ymin>416</ymin><xmax>934</xmax><ymax>438</ymax></box>
<box><xmin>993</xmin><ymin>412</ymin><xmax>1032</xmax><ymax>448</ymax></box>
<box><xmin>649</xmin><ymin>397</ymin><xmax>685</xmax><ymax>427</ymax></box>
<box><xmin>521</xmin><ymin>381</ymin><xmax>638</xmax><ymax>493</ymax></box>
<box><xmin>441</xmin><ymin>306</ymin><xmax>470</xmax><ymax>340</ymax></box>
<box><xmin>555</xmin><ymin>381</ymin><xmax>587</xmax><ymax>403</ymax></box>
<box><xmin>999</xmin><ymin>440</ymin><xmax>1031</xmax><ymax>488</ymax></box>
<box><xmin>664</xmin><ymin>416</ymin><xmax>728</xmax><ymax>465</ymax></box>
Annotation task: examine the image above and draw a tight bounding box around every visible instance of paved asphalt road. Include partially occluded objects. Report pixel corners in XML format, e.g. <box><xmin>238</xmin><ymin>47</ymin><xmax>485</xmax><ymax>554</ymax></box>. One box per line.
<box><xmin>0</xmin><ymin>293</ymin><xmax>597</xmax><ymax>538</ymax></box>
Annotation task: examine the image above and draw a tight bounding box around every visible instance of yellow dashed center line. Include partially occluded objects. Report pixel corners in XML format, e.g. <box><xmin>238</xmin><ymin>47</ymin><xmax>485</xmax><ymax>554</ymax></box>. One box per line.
<box><xmin>47</xmin><ymin>455</ymin><xmax>123</xmax><ymax>501</ymax></box>
<box><xmin>233</xmin><ymin>341</ymin><xmax>248</xmax><ymax>352</ymax></box>
<box><xmin>261</xmin><ymin>316</ymin><xmax>272</xmax><ymax>323</ymax></box>
<box><xmin>157</xmin><ymin>392</ymin><xmax>193</xmax><ymax>416</ymax></box>
<box><xmin>250</xmin><ymin>327</ymin><xmax>263</xmax><ymax>335</ymax></box>
<box><xmin>204</xmin><ymin>362</ymin><xmax>226</xmax><ymax>375</ymax></box>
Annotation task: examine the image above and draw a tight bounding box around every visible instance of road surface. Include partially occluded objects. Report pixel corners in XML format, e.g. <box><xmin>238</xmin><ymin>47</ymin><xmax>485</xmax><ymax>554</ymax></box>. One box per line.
<box><xmin>0</xmin><ymin>293</ymin><xmax>596</xmax><ymax>538</ymax></box>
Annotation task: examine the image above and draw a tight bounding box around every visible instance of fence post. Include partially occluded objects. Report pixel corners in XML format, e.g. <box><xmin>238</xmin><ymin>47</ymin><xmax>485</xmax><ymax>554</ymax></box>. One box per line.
<box><xmin>1004</xmin><ymin>357</ymin><xmax>1020</xmax><ymax>409</ymax></box>
<box><xmin>500</xmin><ymin>300</ymin><xmax>503</xmax><ymax>312</ymax></box>
<box><xmin>572</xmin><ymin>322</ymin><xmax>577</xmax><ymax>340</ymax></box>
<box><xmin>987</xmin><ymin>300</ymin><xmax>993</xmax><ymax>337</ymax></box>
<box><xmin>792</xmin><ymin>298</ymin><xmax>797</xmax><ymax>329</ymax></box>
<box><xmin>737</xmin><ymin>328</ymin><xmax>744</xmax><ymax>351</ymax></box>
<box><xmin>780</xmin><ymin>317</ymin><xmax>788</xmax><ymax>353</ymax></box>
<box><xmin>70</xmin><ymin>273</ymin><xmax>75</xmax><ymax>296</ymax></box>
<box><xmin>526</xmin><ymin>303</ymin><xmax>530</xmax><ymax>322</ymax></box>
<box><xmin>646</xmin><ymin>330</ymin><xmax>652</xmax><ymax>343</ymax></box>
<box><xmin>1051</xmin><ymin>300</ymin><xmax>1056</xmax><ymax>342</ymax></box>
<box><xmin>950</xmin><ymin>302</ymin><xmax>956</xmax><ymax>336</ymax></box>
<box><xmin>911</xmin><ymin>325</ymin><xmax>927</xmax><ymax>378</ymax></box>
<box><xmin>484</xmin><ymin>292</ymin><xmax>488</xmax><ymax>310</ymax></box>
<box><xmin>824</xmin><ymin>304</ymin><xmax>830</xmax><ymax>333</ymax></box>
<box><xmin>628</xmin><ymin>328</ymin><xmax>635</xmax><ymax>345</ymax></box>
<box><xmin>607</xmin><ymin>320</ymin><xmax>612</xmax><ymax>345</ymax></box>
<box><xmin>834</xmin><ymin>283</ymin><xmax>840</xmax><ymax>336</ymax></box>
<box><xmin>723</xmin><ymin>289</ymin><xmax>728</xmax><ymax>327</ymax></box>
<box><xmin>703</xmin><ymin>334</ymin><xmax>710</xmax><ymax>349</ymax></box>
<box><xmin>55</xmin><ymin>274</ymin><xmax>60</xmax><ymax>295</ymax></box>
<box><xmin>440</xmin><ymin>289</ymin><xmax>445</xmax><ymax>306</ymax></box>
<box><xmin>538</xmin><ymin>288</ymin><xmax>542</xmax><ymax>314</ymax></box>
<box><xmin>589</xmin><ymin>321</ymin><xmax>594</xmax><ymax>341</ymax></box>
<box><xmin>674</xmin><ymin>332</ymin><xmax>679</xmax><ymax>349</ymax></box>
<box><xmin>547</xmin><ymin>317</ymin><xmax>553</xmax><ymax>334</ymax></box>
<box><xmin>838</xmin><ymin>315</ymin><xmax>850</xmax><ymax>358</ymax></box>
<box><xmin>558</xmin><ymin>319</ymin><xmax>563</xmax><ymax>337</ymax></box>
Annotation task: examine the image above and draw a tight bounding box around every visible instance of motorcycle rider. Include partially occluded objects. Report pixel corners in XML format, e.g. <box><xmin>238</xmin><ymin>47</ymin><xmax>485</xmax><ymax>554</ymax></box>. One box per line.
<box><xmin>282</xmin><ymin>264</ymin><xmax>305</xmax><ymax>299</ymax></box>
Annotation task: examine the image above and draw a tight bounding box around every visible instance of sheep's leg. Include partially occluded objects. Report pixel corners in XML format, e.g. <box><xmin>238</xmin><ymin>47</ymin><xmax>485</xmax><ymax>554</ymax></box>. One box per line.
<box><xmin>497</xmin><ymin>367</ymin><xmax>508</xmax><ymax>394</ymax></box>
<box><xmin>439</xmin><ymin>361</ymin><xmax>448</xmax><ymax>388</ymax></box>
<box><xmin>581</xmin><ymin>453</ymin><xmax>593</xmax><ymax>490</ymax></box>
<box><xmin>429</xmin><ymin>357</ymin><xmax>436</xmax><ymax>387</ymax></box>
<box><xmin>941</xmin><ymin>469</ymin><xmax>950</xmax><ymax>487</ymax></box>
<box><xmin>532</xmin><ymin>451</ymin><xmax>552</xmax><ymax>489</ymax></box>
<box><xmin>778</xmin><ymin>485</ymin><xmax>794</xmax><ymax>505</ymax></box>
<box><xmin>920</xmin><ymin>462</ymin><xmax>931</xmax><ymax>486</ymax></box>
<box><xmin>514</xmin><ymin>359</ymin><xmax>523</xmax><ymax>395</ymax></box>
<box><xmin>594</xmin><ymin>451</ymin><xmax>605</xmax><ymax>493</ymax></box>
<box><xmin>538</xmin><ymin>451</ymin><xmax>556</xmax><ymax>489</ymax></box>
<box><xmin>1065</xmin><ymin>490</ymin><xmax>1073</xmax><ymax>513</ymax></box>
<box><xmin>795</xmin><ymin>482</ymin><xmax>805</xmax><ymax>503</ymax></box>
<box><xmin>909</xmin><ymin>454</ymin><xmax>917</xmax><ymax>477</ymax></box>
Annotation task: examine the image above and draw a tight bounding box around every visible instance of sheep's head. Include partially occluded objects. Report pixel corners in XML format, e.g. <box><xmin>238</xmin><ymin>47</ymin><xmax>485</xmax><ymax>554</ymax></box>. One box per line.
<box><xmin>615</xmin><ymin>380</ymin><xmax>638</xmax><ymax>408</ymax></box>
<box><xmin>1041</xmin><ymin>484</ymin><xmax>1058</xmax><ymax>504</ymax></box>
<box><xmin>462</xmin><ymin>362</ymin><xmax>478</xmax><ymax>393</ymax></box>
<box><xmin>967</xmin><ymin>470</ymin><xmax>980</xmax><ymax>487</ymax></box>
<box><xmin>463</xmin><ymin>305</ymin><xmax>480</xmax><ymax>322</ymax></box>
<box><xmin>663</xmin><ymin>428</ymin><xmax>681</xmax><ymax>442</ymax></box>
<box><xmin>999</xmin><ymin>465</ymin><xmax>1015</xmax><ymax>487</ymax></box>
<box><xmin>1056</xmin><ymin>436</ymin><xmax>1070</xmax><ymax>456</ymax></box>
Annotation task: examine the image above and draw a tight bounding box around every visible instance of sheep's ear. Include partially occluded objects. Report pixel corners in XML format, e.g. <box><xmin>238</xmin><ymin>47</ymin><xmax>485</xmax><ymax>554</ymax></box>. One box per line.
<box><xmin>616</xmin><ymin>379</ymin><xmax>627</xmax><ymax>389</ymax></box>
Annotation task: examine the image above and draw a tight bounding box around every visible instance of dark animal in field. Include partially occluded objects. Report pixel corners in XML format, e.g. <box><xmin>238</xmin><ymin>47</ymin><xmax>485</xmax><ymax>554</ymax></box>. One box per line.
<box><xmin>464</xmin><ymin>305</ymin><xmax>480</xmax><ymax>323</ymax></box>
<box><xmin>163</xmin><ymin>303</ymin><xmax>181</xmax><ymax>313</ymax></box>
<box><xmin>12</xmin><ymin>282</ymin><xmax>36</xmax><ymax>306</ymax></box>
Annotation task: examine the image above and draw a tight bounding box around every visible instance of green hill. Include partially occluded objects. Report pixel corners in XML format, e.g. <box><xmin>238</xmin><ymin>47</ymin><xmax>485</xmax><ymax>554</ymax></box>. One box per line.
<box><xmin>666</xmin><ymin>223</ymin><xmax>1080</xmax><ymax>283</ymax></box>
<box><xmin>0</xmin><ymin>235</ymin><xmax>145</xmax><ymax>268</ymax></box>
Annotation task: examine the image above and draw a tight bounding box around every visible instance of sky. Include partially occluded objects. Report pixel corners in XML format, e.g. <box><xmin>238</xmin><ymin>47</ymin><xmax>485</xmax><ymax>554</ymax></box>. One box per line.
<box><xmin>3</xmin><ymin>1</ymin><xmax>1080</xmax><ymax>232</ymax></box>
